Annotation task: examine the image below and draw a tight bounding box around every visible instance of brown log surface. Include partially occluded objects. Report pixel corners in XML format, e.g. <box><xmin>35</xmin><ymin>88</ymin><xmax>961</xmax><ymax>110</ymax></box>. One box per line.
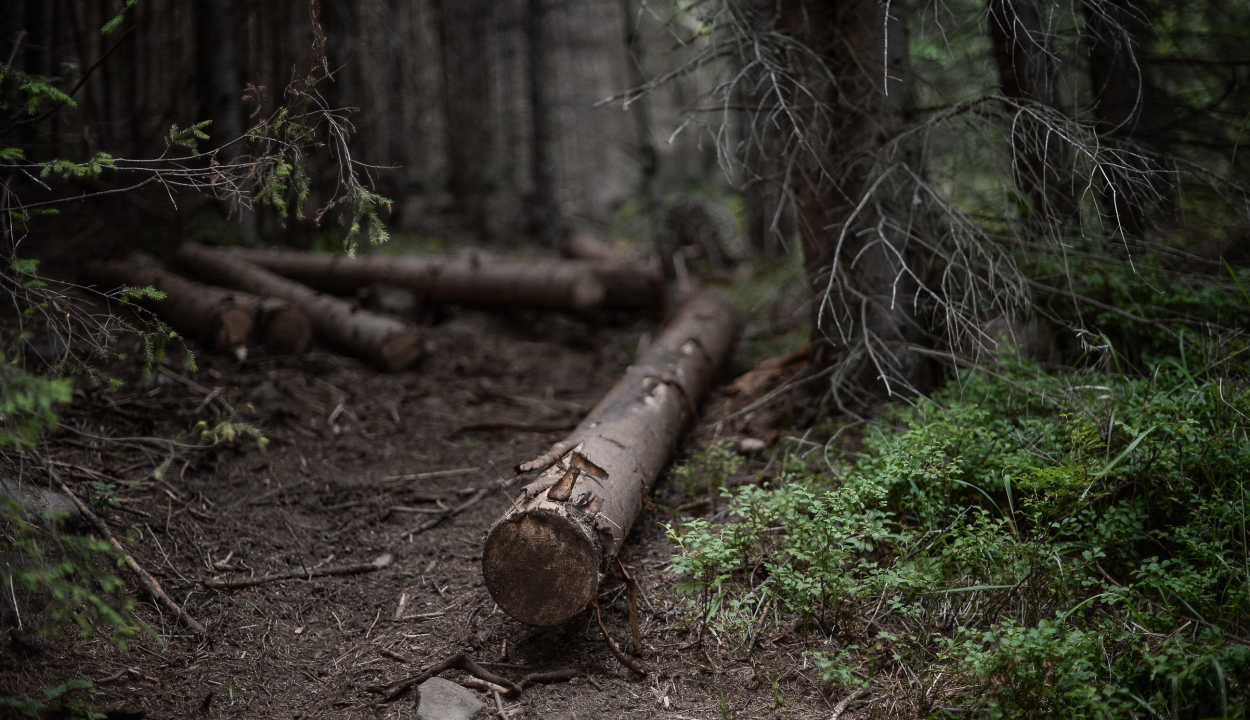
<box><xmin>82</xmin><ymin>259</ymin><xmax>255</xmax><ymax>352</ymax></box>
<box><xmin>221</xmin><ymin>246</ymin><xmax>662</xmax><ymax>313</ymax></box>
<box><xmin>482</xmin><ymin>291</ymin><xmax>740</xmax><ymax>626</ymax></box>
<box><xmin>175</xmin><ymin>243</ymin><xmax>421</xmax><ymax>370</ymax></box>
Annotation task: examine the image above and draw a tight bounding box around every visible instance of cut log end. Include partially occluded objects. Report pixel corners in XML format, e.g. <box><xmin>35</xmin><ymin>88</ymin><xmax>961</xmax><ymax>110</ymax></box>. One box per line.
<box><xmin>481</xmin><ymin>510</ymin><xmax>601</xmax><ymax>627</ymax></box>
<box><xmin>380</xmin><ymin>331</ymin><xmax>423</xmax><ymax>371</ymax></box>
<box><xmin>210</xmin><ymin>305</ymin><xmax>255</xmax><ymax>352</ymax></box>
<box><xmin>258</xmin><ymin>303</ymin><xmax>314</xmax><ymax>354</ymax></box>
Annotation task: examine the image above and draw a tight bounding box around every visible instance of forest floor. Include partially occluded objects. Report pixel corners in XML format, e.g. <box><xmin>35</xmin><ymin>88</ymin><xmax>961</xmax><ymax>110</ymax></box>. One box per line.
<box><xmin>0</xmin><ymin>300</ymin><xmax>848</xmax><ymax>720</ymax></box>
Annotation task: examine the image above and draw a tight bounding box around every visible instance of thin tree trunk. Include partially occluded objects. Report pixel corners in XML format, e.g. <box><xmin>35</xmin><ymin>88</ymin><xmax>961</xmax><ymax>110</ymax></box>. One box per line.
<box><xmin>779</xmin><ymin>0</ymin><xmax>934</xmax><ymax>403</ymax></box>
<box><xmin>175</xmin><ymin>243</ymin><xmax>421</xmax><ymax>370</ymax></box>
<box><xmin>482</xmin><ymin>291</ymin><xmax>741</xmax><ymax>627</ymax></box>
<box><xmin>620</xmin><ymin>0</ymin><xmax>664</xmax><ymax>270</ymax></box>
<box><xmin>221</xmin><ymin>247</ymin><xmax>664</xmax><ymax>313</ymax></box>
<box><xmin>1084</xmin><ymin>0</ymin><xmax>1168</xmax><ymax>237</ymax></box>
<box><xmin>527</xmin><ymin>0</ymin><xmax>559</xmax><ymax>247</ymax></box>
<box><xmin>988</xmin><ymin>0</ymin><xmax>1076</xmax><ymax>224</ymax></box>
<box><xmin>436</xmin><ymin>0</ymin><xmax>494</xmax><ymax>241</ymax></box>
<box><xmin>200</xmin><ymin>0</ymin><xmax>258</xmax><ymax>242</ymax></box>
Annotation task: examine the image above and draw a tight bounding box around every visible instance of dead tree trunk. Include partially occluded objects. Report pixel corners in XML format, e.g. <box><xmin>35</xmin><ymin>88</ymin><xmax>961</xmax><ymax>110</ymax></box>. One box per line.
<box><xmin>221</xmin><ymin>247</ymin><xmax>663</xmax><ymax>313</ymax></box>
<box><xmin>482</xmin><ymin>291</ymin><xmax>741</xmax><ymax>627</ymax></box>
<box><xmin>82</xmin><ymin>258</ymin><xmax>314</xmax><ymax>356</ymax></box>
<box><xmin>175</xmin><ymin>243</ymin><xmax>422</xmax><ymax>370</ymax></box>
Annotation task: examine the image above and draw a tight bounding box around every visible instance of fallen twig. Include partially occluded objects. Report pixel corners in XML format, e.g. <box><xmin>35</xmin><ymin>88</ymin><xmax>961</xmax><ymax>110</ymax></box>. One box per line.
<box><xmin>445</xmin><ymin>421</ymin><xmax>577</xmax><ymax>440</ymax></box>
<box><xmin>401</xmin><ymin>487</ymin><xmax>490</xmax><ymax>538</ymax></box>
<box><xmin>592</xmin><ymin>600</ymin><xmax>647</xmax><ymax>675</ymax></box>
<box><xmin>41</xmin><ymin>460</ymin><xmax>208</xmax><ymax>636</ymax></box>
<box><xmin>384</xmin><ymin>467</ymin><xmax>478</xmax><ymax>482</ymax></box>
<box><xmin>494</xmin><ymin>690</ymin><xmax>508</xmax><ymax>720</ymax></box>
<box><xmin>829</xmin><ymin>687</ymin><xmax>871</xmax><ymax>720</ymax></box>
<box><xmin>371</xmin><ymin>651</ymin><xmax>522</xmax><ymax>702</ymax></box>
<box><xmin>204</xmin><ymin>554</ymin><xmax>392</xmax><ymax>589</ymax></box>
<box><xmin>519</xmin><ymin>668</ymin><xmax>580</xmax><ymax>688</ymax></box>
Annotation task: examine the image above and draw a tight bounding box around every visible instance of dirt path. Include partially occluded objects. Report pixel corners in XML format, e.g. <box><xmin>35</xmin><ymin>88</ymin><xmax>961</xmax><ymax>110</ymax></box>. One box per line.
<box><xmin>2</xmin><ymin>306</ymin><xmax>839</xmax><ymax>720</ymax></box>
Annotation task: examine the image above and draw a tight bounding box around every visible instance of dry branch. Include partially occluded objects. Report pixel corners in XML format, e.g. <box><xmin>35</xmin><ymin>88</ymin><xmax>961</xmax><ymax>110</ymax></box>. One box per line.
<box><xmin>371</xmin><ymin>651</ymin><xmax>522</xmax><ymax>702</ymax></box>
<box><xmin>175</xmin><ymin>243</ymin><xmax>421</xmax><ymax>370</ymax></box>
<box><xmin>482</xmin><ymin>291</ymin><xmax>740</xmax><ymax>627</ymax></box>
<box><xmin>40</xmin><ymin>461</ymin><xmax>207</xmax><ymax>636</ymax></box>
<box><xmin>203</xmin><ymin>553</ymin><xmax>392</xmax><ymax>589</ymax></box>
<box><xmin>218</xmin><ymin>246</ymin><xmax>663</xmax><ymax>313</ymax></box>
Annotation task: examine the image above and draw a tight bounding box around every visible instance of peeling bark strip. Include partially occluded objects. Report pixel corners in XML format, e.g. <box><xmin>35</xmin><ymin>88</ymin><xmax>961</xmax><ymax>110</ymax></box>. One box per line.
<box><xmin>83</xmin><ymin>258</ymin><xmax>314</xmax><ymax>355</ymax></box>
<box><xmin>482</xmin><ymin>291</ymin><xmax>741</xmax><ymax>627</ymax></box>
<box><xmin>175</xmin><ymin>243</ymin><xmax>421</xmax><ymax>370</ymax></box>
<box><xmin>219</xmin><ymin>246</ymin><xmax>663</xmax><ymax>313</ymax></box>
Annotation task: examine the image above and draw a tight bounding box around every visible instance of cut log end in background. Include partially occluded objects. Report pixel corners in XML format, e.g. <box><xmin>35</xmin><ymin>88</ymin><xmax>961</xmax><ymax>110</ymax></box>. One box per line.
<box><xmin>482</xmin><ymin>290</ymin><xmax>741</xmax><ymax>627</ymax></box>
<box><xmin>175</xmin><ymin>243</ymin><xmax>421</xmax><ymax>370</ymax></box>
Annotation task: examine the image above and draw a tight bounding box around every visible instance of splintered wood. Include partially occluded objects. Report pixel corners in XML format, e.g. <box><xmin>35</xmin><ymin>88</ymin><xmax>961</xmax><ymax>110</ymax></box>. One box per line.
<box><xmin>481</xmin><ymin>291</ymin><xmax>741</xmax><ymax>627</ymax></box>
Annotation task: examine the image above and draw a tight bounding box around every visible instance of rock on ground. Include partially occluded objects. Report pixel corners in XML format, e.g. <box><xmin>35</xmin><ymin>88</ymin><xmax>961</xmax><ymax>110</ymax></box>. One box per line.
<box><xmin>416</xmin><ymin>677</ymin><xmax>487</xmax><ymax>720</ymax></box>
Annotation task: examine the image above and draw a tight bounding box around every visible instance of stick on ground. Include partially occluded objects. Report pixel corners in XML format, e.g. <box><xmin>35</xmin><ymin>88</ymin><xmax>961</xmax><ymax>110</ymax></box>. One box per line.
<box><xmin>40</xmin><ymin>460</ymin><xmax>208</xmax><ymax>636</ymax></box>
<box><xmin>204</xmin><ymin>554</ymin><xmax>392</xmax><ymax>589</ymax></box>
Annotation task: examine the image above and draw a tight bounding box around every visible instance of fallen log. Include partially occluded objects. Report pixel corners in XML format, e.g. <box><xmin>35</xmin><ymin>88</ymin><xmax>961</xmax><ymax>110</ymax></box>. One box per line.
<box><xmin>82</xmin><ymin>259</ymin><xmax>255</xmax><ymax>355</ymax></box>
<box><xmin>174</xmin><ymin>243</ymin><xmax>422</xmax><ymax>370</ymax></box>
<box><xmin>218</xmin><ymin>246</ymin><xmax>663</xmax><ymax>313</ymax></box>
<box><xmin>83</xmin><ymin>257</ymin><xmax>313</xmax><ymax>355</ymax></box>
<box><xmin>481</xmin><ymin>290</ymin><xmax>740</xmax><ymax>627</ymax></box>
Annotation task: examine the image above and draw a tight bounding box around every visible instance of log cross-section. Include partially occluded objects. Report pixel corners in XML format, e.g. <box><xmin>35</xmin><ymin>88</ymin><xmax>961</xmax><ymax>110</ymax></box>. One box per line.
<box><xmin>175</xmin><ymin>243</ymin><xmax>422</xmax><ymax>370</ymax></box>
<box><xmin>482</xmin><ymin>291</ymin><xmax>741</xmax><ymax>627</ymax></box>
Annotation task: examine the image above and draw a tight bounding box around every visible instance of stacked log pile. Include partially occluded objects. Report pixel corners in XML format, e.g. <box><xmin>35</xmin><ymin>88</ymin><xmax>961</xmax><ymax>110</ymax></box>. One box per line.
<box><xmin>81</xmin><ymin>257</ymin><xmax>313</xmax><ymax>357</ymax></box>
<box><xmin>174</xmin><ymin>243</ymin><xmax>424</xmax><ymax>371</ymax></box>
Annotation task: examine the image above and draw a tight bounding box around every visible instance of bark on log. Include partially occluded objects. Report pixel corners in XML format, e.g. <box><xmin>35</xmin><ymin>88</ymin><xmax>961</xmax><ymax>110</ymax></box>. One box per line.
<box><xmin>217</xmin><ymin>246</ymin><xmax>663</xmax><ymax>313</ymax></box>
<box><xmin>82</xmin><ymin>259</ymin><xmax>314</xmax><ymax>356</ymax></box>
<box><xmin>174</xmin><ymin>243</ymin><xmax>422</xmax><ymax>370</ymax></box>
<box><xmin>83</xmin><ymin>259</ymin><xmax>245</xmax><ymax>354</ymax></box>
<box><xmin>481</xmin><ymin>291</ymin><xmax>740</xmax><ymax>627</ymax></box>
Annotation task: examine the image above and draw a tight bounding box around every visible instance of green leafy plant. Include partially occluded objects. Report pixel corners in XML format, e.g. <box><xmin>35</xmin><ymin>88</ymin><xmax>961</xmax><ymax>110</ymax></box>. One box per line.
<box><xmin>668</xmin><ymin>347</ymin><xmax>1250</xmax><ymax>717</ymax></box>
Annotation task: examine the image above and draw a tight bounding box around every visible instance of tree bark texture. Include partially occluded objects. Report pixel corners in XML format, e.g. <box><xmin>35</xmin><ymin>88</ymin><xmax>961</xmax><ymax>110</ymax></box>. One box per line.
<box><xmin>437</xmin><ymin>0</ymin><xmax>495</xmax><ymax>240</ymax></box>
<box><xmin>81</xmin><ymin>258</ymin><xmax>311</xmax><ymax>355</ymax></box>
<box><xmin>174</xmin><ymin>243</ymin><xmax>421</xmax><ymax>370</ymax></box>
<box><xmin>481</xmin><ymin>290</ymin><xmax>741</xmax><ymax>627</ymax></box>
<box><xmin>527</xmin><ymin>0</ymin><xmax>560</xmax><ymax>246</ymax></box>
<box><xmin>777</xmin><ymin>0</ymin><xmax>935</xmax><ymax>403</ymax></box>
<box><xmin>988</xmin><ymin>0</ymin><xmax>1077</xmax><ymax>224</ymax></box>
<box><xmin>220</xmin><ymin>247</ymin><xmax>664</xmax><ymax>314</ymax></box>
<box><xmin>1084</xmin><ymin>0</ymin><xmax>1170</xmax><ymax>237</ymax></box>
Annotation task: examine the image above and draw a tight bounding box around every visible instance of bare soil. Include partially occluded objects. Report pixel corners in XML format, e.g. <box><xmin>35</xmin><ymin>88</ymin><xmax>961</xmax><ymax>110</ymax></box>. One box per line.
<box><xmin>1</xmin><ymin>303</ymin><xmax>846</xmax><ymax>720</ymax></box>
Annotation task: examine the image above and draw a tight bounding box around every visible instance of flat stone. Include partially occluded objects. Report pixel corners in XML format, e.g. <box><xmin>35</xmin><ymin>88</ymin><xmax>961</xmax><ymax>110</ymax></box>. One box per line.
<box><xmin>0</xmin><ymin>479</ymin><xmax>79</xmax><ymax>522</ymax></box>
<box><xmin>416</xmin><ymin>677</ymin><xmax>486</xmax><ymax>720</ymax></box>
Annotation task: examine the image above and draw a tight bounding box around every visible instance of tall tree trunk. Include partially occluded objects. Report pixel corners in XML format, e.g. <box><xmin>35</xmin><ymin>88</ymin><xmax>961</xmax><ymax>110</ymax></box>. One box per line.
<box><xmin>739</xmin><ymin>0</ymin><xmax>793</xmax><ymax>259</ymax></box>
<box><xmin>437</xmin><ymin>0</ymin><xmax>494</xmax><ymax>241</ymax></box>
<box><xmin>527</xmin><ymin>0</ymin><xmax>559</xmax><ymax>247</ymax></box>
<box><xmin>988</xmin><ymin>0</ymin><xmax>1076</xmax><ymax>225</ymax></box>
<box><xmin>778</xmin><ymin>0</ymin><xmax>934</xmax><ymax>404</ymax></box>
<box><xmin>620</xmin><ymin>0</ymin><xmax>663</xmax><ymax>271</ymax></box>
<box><xmin>200</xmin><ymin>0</ymin><xmax>257</xmax><ymax>242</ymax></box>
<box><xmin>1084</xmin><ymin>0</ymin><xmax>1168</xmax><ymax>238</ymax></box>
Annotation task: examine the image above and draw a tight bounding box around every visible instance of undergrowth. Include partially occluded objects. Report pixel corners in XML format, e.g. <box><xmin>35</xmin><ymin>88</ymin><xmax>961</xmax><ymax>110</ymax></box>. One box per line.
<box><xmin>668</xmin><ymin>346</ymin><xmax>1250</xmax><ymax>718</ymax></box>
